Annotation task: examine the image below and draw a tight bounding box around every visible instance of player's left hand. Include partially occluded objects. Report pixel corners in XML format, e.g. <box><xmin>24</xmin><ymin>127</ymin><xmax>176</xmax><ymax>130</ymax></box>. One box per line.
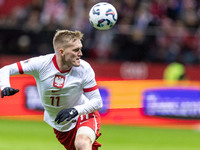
<box><xmin>55</xmin><ymin>108</ymin><xmax>78</xmax><ymax>124</ymax></box>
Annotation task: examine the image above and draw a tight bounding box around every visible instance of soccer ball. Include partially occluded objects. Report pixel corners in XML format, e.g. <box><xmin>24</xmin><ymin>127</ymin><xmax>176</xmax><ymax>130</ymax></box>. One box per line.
<box><xmin>89</xmin><ymin>2</ymin><xmax>118</xmax><ymax>30</ymax></box>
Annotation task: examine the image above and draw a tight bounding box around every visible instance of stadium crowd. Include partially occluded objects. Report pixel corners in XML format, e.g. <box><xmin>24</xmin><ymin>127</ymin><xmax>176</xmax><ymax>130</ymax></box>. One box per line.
<box><xmin>0</xmin><ymin>0</ymin><xmax>200</xmax><ymax>64</ymax></box>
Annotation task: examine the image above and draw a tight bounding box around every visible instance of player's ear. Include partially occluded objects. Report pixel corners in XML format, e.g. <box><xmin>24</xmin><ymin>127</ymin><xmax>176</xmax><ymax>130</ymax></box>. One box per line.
<box><xmin>58</xmin><ymin>49</ymin><xmax>64</xmax><ymax>56</ymax></box>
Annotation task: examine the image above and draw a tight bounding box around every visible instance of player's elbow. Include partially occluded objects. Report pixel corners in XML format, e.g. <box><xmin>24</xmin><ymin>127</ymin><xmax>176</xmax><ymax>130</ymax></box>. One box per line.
<box><xmin>96</xmin><ymin>98</ymin><xmax>103</xmax><ymax>110</ymax></box>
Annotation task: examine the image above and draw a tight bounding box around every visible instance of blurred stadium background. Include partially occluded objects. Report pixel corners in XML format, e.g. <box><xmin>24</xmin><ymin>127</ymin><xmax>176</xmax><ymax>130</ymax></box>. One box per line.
<box><xmin>1</xmin><ymin>0</ymin><xmax>200</xmax><ymax>150</ymax></box>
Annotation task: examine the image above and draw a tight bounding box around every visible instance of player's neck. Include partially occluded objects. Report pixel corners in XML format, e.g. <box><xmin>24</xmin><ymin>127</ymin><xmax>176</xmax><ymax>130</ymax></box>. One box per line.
<box><xmin>59</xmin><ymin>64</ymin><xmax>71</xmax><ymax>71</ymax></box>
<box><xmin>56</xmin><ymin>55</ymin><xmax>72</xmax><ymax>72</ymax></box>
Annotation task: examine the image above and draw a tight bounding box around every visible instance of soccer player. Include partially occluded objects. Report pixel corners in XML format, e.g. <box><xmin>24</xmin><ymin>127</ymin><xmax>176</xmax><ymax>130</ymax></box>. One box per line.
<box><xmin>0</xmin><ymin>30</ymin><xmax>103</xmax><ymax>150</ymax></box>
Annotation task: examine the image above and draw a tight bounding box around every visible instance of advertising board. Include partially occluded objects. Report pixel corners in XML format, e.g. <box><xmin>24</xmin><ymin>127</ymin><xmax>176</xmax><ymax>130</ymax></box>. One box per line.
<box><xmin>143</xmin><ymin>88</ymin><xmax>200</xmax><ymax>119</ymax></box>
<box><xmin>0</xmin><ymin>75</ymin><xmax>200</xmax><ymax>129</ymax></box>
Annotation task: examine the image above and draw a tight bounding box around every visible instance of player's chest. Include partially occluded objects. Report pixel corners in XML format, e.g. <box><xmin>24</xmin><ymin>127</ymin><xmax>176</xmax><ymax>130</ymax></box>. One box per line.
<box><xmin>38</xmin><ymin>70</ymin><xmax>82</xmax><ymax>92</ymax></box>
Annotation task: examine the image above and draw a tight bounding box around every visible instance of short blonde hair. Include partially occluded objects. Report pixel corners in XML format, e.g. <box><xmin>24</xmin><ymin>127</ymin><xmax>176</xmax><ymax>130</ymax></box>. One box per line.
<box><xmin>53</xmin><ymin>30</ymin><xmax>83</xmax><ymax>51</ymax></box>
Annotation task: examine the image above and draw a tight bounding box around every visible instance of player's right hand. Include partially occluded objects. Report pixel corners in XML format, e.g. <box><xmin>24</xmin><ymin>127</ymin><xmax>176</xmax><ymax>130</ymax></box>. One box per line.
<box><xmin>1</xmin><ymin>87</ymin><xmax>19</xmax><ymax>98</ymax></box>
<box><xmin>55</xmin><ymin>108</ymin><xmax>78</xmax><ymax>124</ymax></box>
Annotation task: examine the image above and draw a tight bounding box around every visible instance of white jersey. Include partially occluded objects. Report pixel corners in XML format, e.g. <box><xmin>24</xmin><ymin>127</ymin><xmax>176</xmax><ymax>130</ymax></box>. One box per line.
<box><xmin>0</xmin><ymin>54</ymin><xmax>103</xmax><ymax>132</ymax></box>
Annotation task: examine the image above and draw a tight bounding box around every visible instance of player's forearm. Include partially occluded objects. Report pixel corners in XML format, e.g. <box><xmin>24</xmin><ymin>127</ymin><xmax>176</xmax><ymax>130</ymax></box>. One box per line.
<box><xmin>0</xmin><ymin>66</ymin><xmax>11</xmax><ymax>90</ymax></box>
<box><xmin>0</xmin><ymin>63</ymin><xmax>19</xmax><ymax>90</ymax></box>
<box><xmin>74</xmin><ymin>90</ymin><xmax>103</xmax><ymax>115</ymax></box>
<box><xmin>75</xmin><ymin>98</ymin><xmax>103</xmax><ymax>115</ymax></box>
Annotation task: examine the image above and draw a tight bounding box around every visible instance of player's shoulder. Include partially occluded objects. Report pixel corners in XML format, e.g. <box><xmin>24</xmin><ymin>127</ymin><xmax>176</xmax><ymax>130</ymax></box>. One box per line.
<box><xmin>27</xmin><ymin>53</ymin><xmax>54</xmax><ymax>64</ymax></box>
<box><xmin>21</xmin><ymin>54</ymin><xmax>55</xmax><ymax>70</ymax></box>
<box><xmin>80</xmin><ymin>59</ymin><xmax>91</xmax><ymax>69</ymax></box>
<box><xmin>73</xmin><ymin>59</ymin><xmax>93</xmax><ymax>75</ymax></box>
<box><xmin>37</xmin><ymin>53</ymin><xmax>55</xmax><ymax>61</ymax></box>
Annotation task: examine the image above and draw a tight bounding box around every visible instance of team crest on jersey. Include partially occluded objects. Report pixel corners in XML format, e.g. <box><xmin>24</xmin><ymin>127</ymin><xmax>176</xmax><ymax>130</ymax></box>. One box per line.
<box><xmin>53</xmin><ymin>75</ymin><xmax>65</xmax><ymax>88</ymax></box>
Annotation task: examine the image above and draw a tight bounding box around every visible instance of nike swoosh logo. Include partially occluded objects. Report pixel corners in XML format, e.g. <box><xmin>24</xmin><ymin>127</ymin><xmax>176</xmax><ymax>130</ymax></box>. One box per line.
<box><xmin>51</xmin><ymin>90</ymin><xmax>61</xmax><ymax>93</ymax></box>
<box><xmin>69</xmin><ymin>110</ymin><xmax>74</xmax><ymax>115</ymax></box>
<box><xmin>80</xmin><ymin>120</ymin><xmax>88</xmax><ymax>125</ymax></box>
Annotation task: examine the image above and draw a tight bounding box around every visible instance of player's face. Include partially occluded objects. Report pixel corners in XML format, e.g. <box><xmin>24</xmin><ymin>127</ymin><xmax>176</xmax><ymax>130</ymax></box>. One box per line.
<box><xmin>63</xmin><ymin>40</ymin><xmax>83</xmax><ymax>67</ymax></box>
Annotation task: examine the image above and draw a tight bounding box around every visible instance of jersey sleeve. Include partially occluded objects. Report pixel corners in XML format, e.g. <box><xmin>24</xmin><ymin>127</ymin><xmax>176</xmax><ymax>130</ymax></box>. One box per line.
<box><xmin>82</xmin><ymin>63</ymin><xmax>98</xmax><ymax>92</ymax></box>
<box><xmin>74</xmin><ymin>61</ymin><xmax>103</xmax><ymax>115</ymax></box>
<box><xmin>74</xmin><ymin>88</ymin><xmax>103</xmax><ymax>115</ymax></box>
<box><xmin>0</xmin><ymin>55</ymin><xmax>48</xmax><ymax>90</ymax></box>
<box><xmin>17</xmin><ymin>57</ymin><xmax>43</xmax><ymax>77</ymax></box>
<box><xmin>0</xmin><ymin>63</ymin><xmax>19</xmax><ymax>90</ymax></box>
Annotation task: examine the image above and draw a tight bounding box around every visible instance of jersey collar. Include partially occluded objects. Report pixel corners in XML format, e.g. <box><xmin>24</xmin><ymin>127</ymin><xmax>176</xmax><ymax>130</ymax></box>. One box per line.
<box><xmin>52</xmin><ymin>55</ymin><xmax>72</xmax><ymax>73</ymax></box>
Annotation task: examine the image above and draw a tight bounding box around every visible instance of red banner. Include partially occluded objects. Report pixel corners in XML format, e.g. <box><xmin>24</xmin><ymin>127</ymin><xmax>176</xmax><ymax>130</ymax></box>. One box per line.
<box><xmin>1</xmin><ymin>76</ymin><xmax>200</xmax><ymax>129</ymax></box>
